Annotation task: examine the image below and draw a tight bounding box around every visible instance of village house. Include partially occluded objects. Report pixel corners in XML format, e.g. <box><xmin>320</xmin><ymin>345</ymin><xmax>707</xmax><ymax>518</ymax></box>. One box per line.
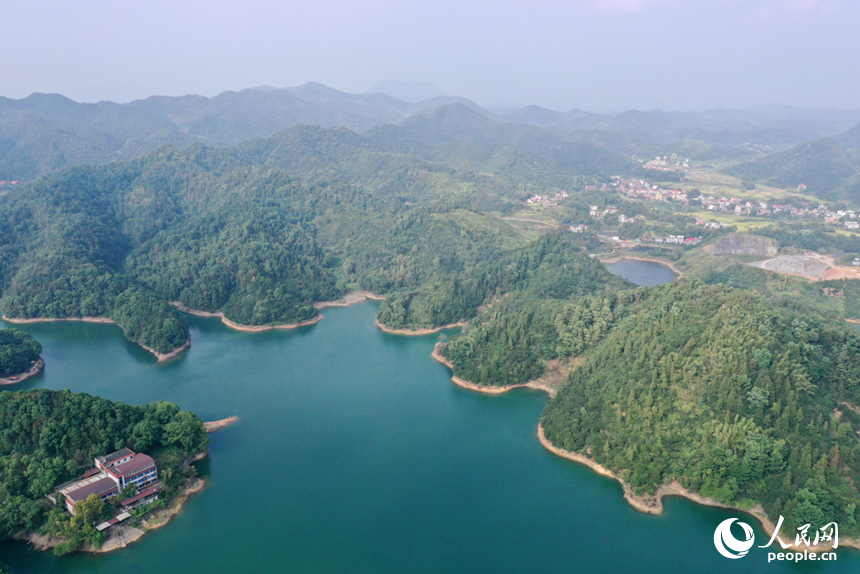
<box><xmin>55</xmin><ymin>448</ymin><xmax>158</xmax><ymax>515</ymax></box>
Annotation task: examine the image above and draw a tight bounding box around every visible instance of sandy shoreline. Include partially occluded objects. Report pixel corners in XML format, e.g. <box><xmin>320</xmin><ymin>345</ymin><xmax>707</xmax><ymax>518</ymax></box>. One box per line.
<box><xmin>3</xmin><ymin>315</ymin><xmax>115</xmax><ymax>325</ymax></box>
<box><xmin>140</xmin><ymin>477</ymin><xmax>205</xmax><ymax>533</ymax></box>
<box><xmin>145</xmin><ymin>339</ymin><xmax>190</xmax><ymax>362</ymax></box>
<box><xmin>2</xmin><ymin>315</ymin><xmax>188</xmax><ymax>362</ymax></box>
<box><xmin>172</xmin><ymin>290</ymin><xmax>387</xmax><ymax>332</ymax></box>
<box><xmin>0</xmin><ymin>357</ymin><xmax>45</xmax><ymax>385</ymax></box>
<box><xmin>430</xmin><ymin>343</ymin><xmax>558</xmax><ymax>397</ymax></box>
<box><xmin>314</xmin><ymin>290</ymin><xmax>385</xmax><ymax>310</ymax></box>
<box><xmin>536</xmin><ymin>425</ymin><xmax>860</xmax><ymax>552</ymax></box>
<box><xmin>170</xmin><ymin>302</ymin><xmax>324</xmax><ymax>332</ymax></box>
<box><xmin>204</xmin><ymin>416</ymin><xmax>240</xmax><ymax>433</ymax></box>
<box><xmin>376</xmin><ymin>319</ymin><xmax>467</xmax><ymax>335</ymax></box>
<box><xmin>600</xmin><ymin>255</ymin><xmax>685</xmax><ymax>278</ymax></box>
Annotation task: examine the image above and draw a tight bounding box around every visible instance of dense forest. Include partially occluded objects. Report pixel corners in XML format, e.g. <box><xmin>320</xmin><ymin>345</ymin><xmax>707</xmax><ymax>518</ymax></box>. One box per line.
<box><xmin>0</xmin><ymin>330</ymin><xmax>41</xmax><ymax>378</ymax></box>
<box><xmin>0</xmin><ymin>389</ymin><xmax>208</xmax><ymax>554</ymax></box>
<box><xmin>436</xmin><ymin>235</ymin><xmax>639</xmax><ymax>386</ymax></box>
<box><xmin>541</xmin><ymin>282</ymin><xmax>860</xmax><ymax>536</ymax></box>
<box><xmin>0</xmin><ymin>115</ymin><xmax>643</xmax><ymax>354</ymax></box>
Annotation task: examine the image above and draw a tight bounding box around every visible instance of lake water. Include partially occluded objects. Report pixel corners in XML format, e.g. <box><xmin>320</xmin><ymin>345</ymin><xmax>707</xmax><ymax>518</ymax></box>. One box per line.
<box><xmin>605</xmin><ymin>258</ymin><xmax>678</xmax><ymax>286</ymax></box>
<box><xmin>1</xmin><ymin>302</ymin><xmax>858</xmax><ymax>573</ymax></box>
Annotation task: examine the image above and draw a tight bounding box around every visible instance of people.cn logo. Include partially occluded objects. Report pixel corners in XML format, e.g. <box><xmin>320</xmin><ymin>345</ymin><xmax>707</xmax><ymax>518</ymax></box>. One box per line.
<box><xmin>714</xmin><ymin>518</ymin><xmax>756</xmax><ymax>559</ymax></box>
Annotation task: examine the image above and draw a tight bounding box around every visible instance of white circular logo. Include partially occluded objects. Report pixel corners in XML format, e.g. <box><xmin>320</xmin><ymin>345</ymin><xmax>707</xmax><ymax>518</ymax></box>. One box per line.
<box><xmin>714</xmin><ymin>518</ymin><xmax>755</xmax><ymax>559</ymax></box>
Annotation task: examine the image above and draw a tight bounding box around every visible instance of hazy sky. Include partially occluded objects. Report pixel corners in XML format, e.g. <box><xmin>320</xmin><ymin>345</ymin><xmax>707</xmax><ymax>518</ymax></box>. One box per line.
<box><xmin>1</xmin><ymin>0</ymin><xmax>858</xmax><ymax>112</ymax></box>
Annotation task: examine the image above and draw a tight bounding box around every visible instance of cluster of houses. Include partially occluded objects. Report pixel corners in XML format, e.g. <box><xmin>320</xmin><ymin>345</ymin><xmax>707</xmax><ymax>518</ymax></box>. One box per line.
<box><xmin>0</xmin><ymin>180</ymin><xmax>20</xmax><ymax>190</ymax></box>
<box><xmin>596</xmin><ymin>235</ymin><xmax>641</xmax><ymax>247</ymax></box>
<box><xmin>609</xmin><ymin>178</ymin><xmax>689</xmax><ymax>203</ymax></box>
<box><xmin>640</xmin><ymin>154</ymin><xmax>690</xmax><ymax>172</ymax></box>
<box><xmin>694</xmin><ymin>217</ymin><xmax>732</xmax><ymax>230</ymax></box>
<box><xmin>589</xmin><ymin>205</ymin><xmax>618</xmax><ymax>218</ymax></box>
<box><xmin>526</xmin><ymin>190</ymin><xmax>569</xmax><ymax>207</ymax></box>
<box><xmin>53</xmin><ymin>448</ymin><xmax>160</xmax><ymax>529</ymax></box>
<box><xmin>642</xmin><ymin>235</ymin><xmax>703</xmax><ymax>246</ymax></box>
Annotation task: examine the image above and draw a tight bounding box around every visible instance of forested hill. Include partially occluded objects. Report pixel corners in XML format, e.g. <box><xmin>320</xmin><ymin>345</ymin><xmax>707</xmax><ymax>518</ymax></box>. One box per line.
<box><xmin>0</xmin><ymin>121</ymin><xmax>634</xmax><ymax>354</ymax></box>
<box><xmin>541</xmin><ymin>281</ymin><xmax>860</xmax><ymax>537</ymax></box>
<box><xmin>729</xmin><ymin>138</ymin><xmax>860</xmax><ymax>201</ymax></box>
<box><xmin>0</xmin><ymin>329</ymin><xmax>41</xmax><ymax>378</ymax></box>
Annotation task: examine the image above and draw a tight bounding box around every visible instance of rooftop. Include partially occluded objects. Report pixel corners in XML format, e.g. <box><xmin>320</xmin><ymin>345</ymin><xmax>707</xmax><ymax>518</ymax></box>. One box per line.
<box><xmin>121</xmin><ymin>486</ymin><xmax>159</xmax><ymax>507</ymax></box>
<box><xmin>96</xmin><ymin>447</ymin><xmax>135</xmax><ymax>466</ymax></box>
<box><xmin>63</xmin><ymin>475</ymin><xmax>117</xmax><ymax>502</ymax></box>
<box><xmin>109</xmin><ymin>453</ymin><xmax>155</xmax><ymax>478</ymax></box>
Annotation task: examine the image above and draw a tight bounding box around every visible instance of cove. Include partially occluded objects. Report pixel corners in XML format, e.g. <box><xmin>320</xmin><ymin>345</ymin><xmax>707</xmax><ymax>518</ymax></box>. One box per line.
<box><xmin>1</xmin><ymin>303</ymin><xmax>858</xmax><ymax>573</ymax></box>
<box><xmin>606</xmin><ymin>258</ymin><xmax>678</xmax><ymax>286</ymax></box>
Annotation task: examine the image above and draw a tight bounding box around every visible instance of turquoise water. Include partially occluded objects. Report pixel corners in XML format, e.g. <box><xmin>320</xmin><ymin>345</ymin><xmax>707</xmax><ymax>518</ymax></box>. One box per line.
<box><xmin>0</xmin><ymin>303</ymin><xmax>857</xmax><ymax>573</ymax></box>
<box><xmin>606</xmin><ymin>258</ymin><xmax>678</xmax><ymax>286</ymax></box>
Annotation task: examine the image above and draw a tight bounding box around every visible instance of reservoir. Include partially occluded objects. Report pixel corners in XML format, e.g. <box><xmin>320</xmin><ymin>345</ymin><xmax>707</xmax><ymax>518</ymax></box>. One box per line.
<box><xmin>1</xmin><ymin>303</ymin><xmax>857</xmax><ymax>573</ymax></box>
<box><xmin>605</xmin><ymin>258</ymin><xmax>678</xmax><ymax>286</ymax></box>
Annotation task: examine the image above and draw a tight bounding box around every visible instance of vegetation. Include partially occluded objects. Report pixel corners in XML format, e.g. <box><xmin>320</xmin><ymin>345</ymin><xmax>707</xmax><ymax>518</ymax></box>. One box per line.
<box><xmin>0</xmin><ymin>389</ymin><xmax>208</xmax><ymax>554</ymax></box>
<box><xmin>541</xmin><ymin>282</ymin><xmax>860</xmax><ymax>536</ymax></box>
<box><xmin>5</xmin><ymin>91</ymin><xmax>860</xmax><ymax>546</ymax></box>
<box><xmin>0</xmin><ymin>329</ymin><xmax>41</xmax><ymax>378</ymax></box>
<box><xmin>438</xmin><ymin>235</ymin><xmax>637</xmax><ymax>386</ymax></box>
<box><xmin>729</xmin><ymin>138</ymin><xmax>860</xmax><ymax>202</ymax></box>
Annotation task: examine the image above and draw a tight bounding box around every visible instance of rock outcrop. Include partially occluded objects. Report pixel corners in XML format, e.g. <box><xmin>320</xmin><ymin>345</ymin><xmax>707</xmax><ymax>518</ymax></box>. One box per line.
<box><xmin>705</xmin><ymin>234</ymin><xmax>778</xmax><ymax>256</ymax></box>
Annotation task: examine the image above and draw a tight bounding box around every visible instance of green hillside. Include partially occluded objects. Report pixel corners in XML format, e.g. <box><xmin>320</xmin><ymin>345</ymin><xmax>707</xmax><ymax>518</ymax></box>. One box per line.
<box><xmin>541</xmin><ymin>282</ymin><xmax>860</xmax><ymax>536</ymax></box>
<box><xmin>729</xmin><ymin>138</ymin><xmax>860</xmax><ymax>200</ymax></box>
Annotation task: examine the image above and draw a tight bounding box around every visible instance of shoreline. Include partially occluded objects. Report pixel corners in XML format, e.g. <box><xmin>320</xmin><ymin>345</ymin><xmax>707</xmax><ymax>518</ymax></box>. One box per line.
<box><xmin>536</xmin><ymin>424</ymin><xmax>860</xmax><ymax>552</ymax></box>
<box><xmin>314</xmin><ymin>290</ymin><xmax>385</xmax><ymax>310</ymax></box>
<box><xmin>430</xmin><ymin>343</ymin><xmax>557</xmax><ymax>397</ymax></box>
<box><xmin>139</xmin><ymin>477</ymin><xmax>205</xmax><ymax>533</ymax></box>
<box><xmin>376</xmin><ymin>319</ymin><xmax>467</xmax><ymax>336</ymax></box>
<box><xmin>600</xmin><ymin>255</ymin><xmax>685</xmax><ymax>278</ymax></box>
<box><xmin>203</xmin><ymin>416</ymin><xmax>240</xmax><ymax>433</ymax></box>
<box><xmin>2</xmin><ymin>315</ymin><xmax>188</xmax><ymax>363</ymax></box>
<box><xmin>172</xmin><ymin>290</ymin><xmax>387</xmax><ymax>333</ymax></box>
<box><xmin>144</xmin><ymin>338</ymin><xmax>190</xmax><ymax>363</ymax></box>
<box><xmin>26</xmin><ymin>475</ymin><xmax>206</xmax><ymax>554</ymax></box>
<box><xmin>170</xmin><ymin>302</ymin><xmax>323</xmax><ymax>332</ymax></box>
<box><xmin>0</xmin><ymin>357</ymin><xmax>45</xmax><ymax>385</ymax></box>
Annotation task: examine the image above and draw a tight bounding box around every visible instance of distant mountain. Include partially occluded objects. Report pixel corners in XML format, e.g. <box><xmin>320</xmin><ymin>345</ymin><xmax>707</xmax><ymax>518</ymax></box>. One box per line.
<box><xmin>729</xmin><ymin>138</ymin><xmax>860</xmax><ymax>200</ymax></box>
<box><xmin>366</xmin><ymin>103</ymin><xmax>640</xmax><ymax>179</ymax></box>
<box><xmin>505</xmin><ymin>106</ymin><xmax>607</xmax><ymax>131</ymax></box>
<box><xmin>3</xmin><ymin>83</ymin><xmax>859</xmax><ymax>183</ymax></box>
<box><xmin>0</xmin><ymin>85</ymin><xmax>453</xmax><ymax>181</ymax></box>
<box><xmin>835</xmin><ymin>122</ymin><xmax>860</xmax><ymax>155</ymax></box>
<box><xmin>367</xmin><ymin>80</ymin><xmax>447</xmax><ymax>102</ymax></box>
<box><xmin>505</xmin><ymin>105</ymin><xmax>860</xmax><ymax>148</ymax></box>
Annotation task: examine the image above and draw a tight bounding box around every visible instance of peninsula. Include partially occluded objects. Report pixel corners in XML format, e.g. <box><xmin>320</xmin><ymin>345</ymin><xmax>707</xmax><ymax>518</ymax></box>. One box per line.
<box><xmin>0</xmin><ymin>389</ymin><xmax>209</xmax><ymax>556</ymax></box>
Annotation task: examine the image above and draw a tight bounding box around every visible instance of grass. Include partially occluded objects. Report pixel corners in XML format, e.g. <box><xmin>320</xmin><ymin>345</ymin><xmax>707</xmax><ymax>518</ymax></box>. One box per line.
<box><xmin>687</xmin><ymin>211</ymin><xmax>775</xmax><ymax>232</ymax></box>
<box><xmin>433</xmin><ymin>209</ymin><xmax>536</xmax><ymax>250</ymax></box>
<box><xmin>683</xmin><ymin>166</ymin><xmax>830</xmax><ymax>205</ymax></box>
